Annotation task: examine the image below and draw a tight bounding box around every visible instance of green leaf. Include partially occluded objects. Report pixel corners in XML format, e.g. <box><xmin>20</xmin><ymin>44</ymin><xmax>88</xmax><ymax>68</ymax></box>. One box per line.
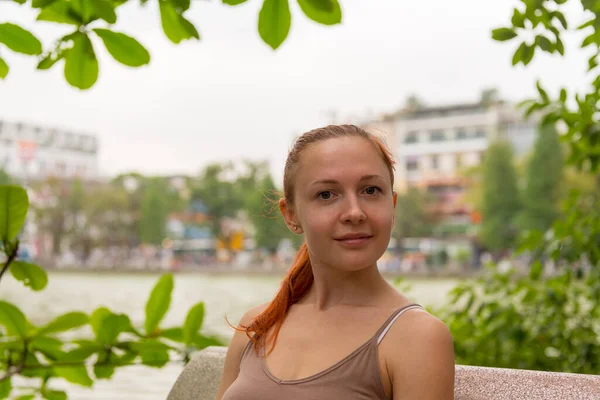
<box><xmin>90</xmin><ymin>307</ymin><xmax>111</xmax><ymax>339</ymax></box>
<box><xmin>30</xmin><ymin>336</ymin><xmax>65</xmax><ymax>360</ymax></box>
<box><xmin>0</xmin><ymin>185</ymin><xmax>29</xmax><ymax>242</ymax></box>
<box><xmin>223</xmin><ymin>0</ymin><xmax>248</xmax><ymax>4</ymax></box>
<box><xmin>512</xmin><ymin>42</ymin><xmax>525</xmax><ymax>65</ymax></box>
<box><xmin>578</xmin><ymin>20</ymin><xmax>594</xmax><ymax>30</ymax></box>
<box><xmin>15</xmin><ymin>395</ymin><xmax>35</xmax><ymax>400</ymax></box>
<box><xmin>93</xmin><ymin>29</ymin><xmax>150</xmax><ymax>67</ymax></box>
<box><xmin>582</xmin><ymin>33</ymin><xmax>596</xmax><ymax>48</ymax></box>
<box><xmin>297</xmin><ymin>0</ymin><xmax>341</xmax><ymax>25</ymax></box>
<box><xmin>0</xmin><ymin>301</ymin><xmax>28</xmax><ymax>338</ymax></box>
<box><xmin>96</xmin><ymin>313</ymin><xmax>120</xmax><ymax>344</ymax></box>
<box><xmin>90</xmin><ymin>309</ymin><xmax>131</xmax><ymax>345</ymax></box>
<box><xmin>511</xmin><ymin>9</ymin><xmax>525</xmax><ymax>28</ymax></box>
<box><xmin>529</xmin><ymin>260</ymin><xmax>543</xmax><ymax>280</ymax></box>
<box><xmin>589</xmin><ymin>55</ymin><xmax>598</xmax><ymax>71</ymax></box>
<box><xmin>556</xmin><ymin>37</ymin><xmax>564</xmax><ymax>55</ymax></box>
<box><xmin>535</xmin><ymin>35</ymin><xmax>553</xmax><ymax>52</ymax></box>
<box><xmin>0</xmin><ymin>378</ymin><xmax>11</xmax><ymax>399</ymax></box>
<box><xmin>183</xmin><ymin>302</ymin><xmax>205</xmax><ymax>344</ymax></box>
<box><xmin>0</xmin><ymin>57</ymin><xmax>8</xmax><ymax>79</ymax></box>
<box><xmin>41</xmin><ymin>390</ymin><xmax>67</xmax><ymax>400</ymax></box>
<box><xmin>552</xmin><ymin>11</ymin><xmax>568</xmax><ymax>29</ymax></box>
<box><xmin>135</xmin><ymin>340</ymin><xmax>170</xmax><ymax>367</ymax></box>
<box><xmin>90</xmin><ymin>0</ymin><xmax>117</xmax><ymax>24</ymax></box>
<box><xmin>159</xmin><ymin>2</ymin><xmax>200</xmax><ymax>44</ymax></box>
<box><xmin>9</xmin><ymin>261</ymin><xmax>48</xmax><ymax>291</ymax></box>
<box><xmin>64</xmin><ymin>32</ymin><xmax>99</xmax><ymax>90</ymax></box>
<box><xmin>94</xmin><ymin>351</ymin><xmax>116</xmax><ymax>379</ymax></box>
<box><xmin>60</xmin><ymin>344</ymin><xmax>101</xmax><ymax>363</ymax></box>
<box><xmin>0</xmin><ymin>23</ymin><xmax>42</xmax><ymax>55</ymax></box>
<box><xmin>12</xmin><ymin>0</ymin><xmax>27</xmax><ymax>4</ymax></box>
<box><xmin>159</xmin><ymin>327</ymin><xmax>183</xmax><ymax>342</ymax></box>
<box><xmin>192</xmin><ymin>333</ymin><xmax>223</xmax><ymax>349</ymax></box>
<box><xmin>559</xmin><ymin>88</ymin><xmax>567</xmax><ymax>102</ymax></box>
<box><xmin>36</xmin><ymin>1</ymin><xmax>81</xmax><ymax>25</ymax></box>
<box><xmin>522</xmin><ymin>43</ymin><xmax>535</xmax><ymax>65</ymax></box>
<box><xmin>38</xmin><ymin>312</ymin><xmax>88</xmax><ymax>335</ymax></box>
<box><xmin>259</xmin><ymin>0</ymin><xmax>291</xmax><ymax>50</ymax></box>
<box><xmin>171</xmin><ymin>0</ymin><xmax>191</xmax><ymax>11</ymax></box>
<box><xmin>53</xmin><ymin>365</ymin><xmax>93</xmax><ymax>387</ymax></box>
<box><xmin>145</xmin><ymin>273</ymin><xmax>174</xmax><ymax>335</ymax></box>
<box><xmin>37</xmin><ymin>48</ymin><xmax>69</xmax><ymax>70</ymax></box>
<box><xmin>32</xmin><ymin>0</ymin><xmax>58</xmax><ymax>7</ymax></box>
<box><xmin>536</xmin><ymin>80</ymin><xmax>549</xmax><ymax>103</ymax></box>
<box><xmin>492</xmin><ymin>27</ymin><xmax>518</xmax><ymax>42</ymax></box>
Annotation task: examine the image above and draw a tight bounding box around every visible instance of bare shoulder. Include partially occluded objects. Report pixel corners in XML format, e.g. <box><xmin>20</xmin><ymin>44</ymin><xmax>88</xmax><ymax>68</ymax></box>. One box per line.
<box><xmin>215</xmin><ymin>302</ymin><xmax>271</xmax><ymax>399</ymax></box>
<box><xmin>238</xmin><ymin>302</ymin><xmax>270</xmax><ymax>327</ymax></box>
<box><xmin>382</xmin><ymin>309</ymin><xmax>455</xmax><ymax>399</ymax></box>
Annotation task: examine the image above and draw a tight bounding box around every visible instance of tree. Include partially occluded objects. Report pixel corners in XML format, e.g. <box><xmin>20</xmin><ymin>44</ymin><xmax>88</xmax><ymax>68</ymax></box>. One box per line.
<box><xmin>393</xmin><ymin>187</ymin><xmax>433</xmax><ymax>248</ymax></box>
<box><xmin>479</xmin><ymin>140</ymin><xmax>521</xmax><ymax>254</ymax></box>
<box><xmin>519</xmin><ymin>124</ymin><xmax>563</xmax><ymax>233</ymax></box>
<box><xmin>439</xmin><ymin>0</ymin><xmax>600</xmax><ymax>376</ymax></box>
<box><xmin>245</xmin><ymin>174</ymin><xmax>292</xmax><ymax>254</ymax></box>
<box><xmin>139</xmin><ymin>178</ymin><xmax>171</xmax><ymax>246</ymax></box>
<box><xmin>192</xmin><ymin>163</ymin><xmax>245</xmax><ymax>257</ymax></box>
<box><xmin>0</xmin><ymin>0</ymin><xmax>343</xmax><ymax>89</ymax></box>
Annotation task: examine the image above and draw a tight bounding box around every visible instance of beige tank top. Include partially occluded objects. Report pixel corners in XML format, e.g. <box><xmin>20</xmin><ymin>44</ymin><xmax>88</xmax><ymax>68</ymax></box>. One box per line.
<box><xmin>221</xmin><ymin>303</ymin><xmax>423</xmax><ymax>400</ymax></box>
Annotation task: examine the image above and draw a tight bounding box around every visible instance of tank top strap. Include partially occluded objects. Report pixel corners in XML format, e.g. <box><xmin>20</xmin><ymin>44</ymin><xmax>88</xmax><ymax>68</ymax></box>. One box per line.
<box><xmin>375</xmin><ymin>303</ymin><xmax>423</xmax><ymax>345</ymax></box>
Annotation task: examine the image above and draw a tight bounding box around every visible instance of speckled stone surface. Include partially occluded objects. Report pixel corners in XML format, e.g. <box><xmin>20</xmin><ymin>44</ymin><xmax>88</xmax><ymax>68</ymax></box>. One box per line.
<box><xmin>167</xmin><ymin>346</ymin><xmax>600</xmax><ymax>400</ymax></box>
<box><xmin>455</xmin><ymin>365</ymin><xmax>600</xmax><ymax>400</ymax></box>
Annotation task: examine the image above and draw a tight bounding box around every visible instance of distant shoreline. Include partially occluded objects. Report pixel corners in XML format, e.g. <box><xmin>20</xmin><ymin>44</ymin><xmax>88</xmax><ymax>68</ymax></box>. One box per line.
<box><xmin>43</xmin><ymin>265</ymin><xmax>480</xmax><ymax>279</ymax></box>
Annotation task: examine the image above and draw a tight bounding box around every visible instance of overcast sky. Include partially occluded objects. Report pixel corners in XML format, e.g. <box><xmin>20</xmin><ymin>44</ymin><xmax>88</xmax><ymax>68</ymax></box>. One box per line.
<box><xmin>0</xmin><ymin>0</ymin><xmax>592</xmax><ymax>185</ymax></box>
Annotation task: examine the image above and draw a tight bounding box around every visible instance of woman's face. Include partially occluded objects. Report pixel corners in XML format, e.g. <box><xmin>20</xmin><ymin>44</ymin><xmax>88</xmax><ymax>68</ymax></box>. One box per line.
<box><xmin>282</xmin><ymin>136</ymin><xmax>397</xmax><ymax>272</ymax></box>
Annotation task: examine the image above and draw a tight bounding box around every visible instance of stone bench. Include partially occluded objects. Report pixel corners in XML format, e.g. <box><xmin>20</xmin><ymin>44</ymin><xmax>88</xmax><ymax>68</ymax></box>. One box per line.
<box><xmin>167</xmin><ymin>346</ymin><xmax>600</xmax><ymax>400</ymax></box>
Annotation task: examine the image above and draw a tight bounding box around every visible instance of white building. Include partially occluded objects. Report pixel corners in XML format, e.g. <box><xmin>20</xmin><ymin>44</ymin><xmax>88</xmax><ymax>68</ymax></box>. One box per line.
<box><xmin>0</xmin><ymin>119</ymin><xmax>99</xmax><ymax>182</ymax></box>
<box><xmin>381</xmin><ymin>101</ymin><xmax>537</xmax><ymax>191</ymax></box>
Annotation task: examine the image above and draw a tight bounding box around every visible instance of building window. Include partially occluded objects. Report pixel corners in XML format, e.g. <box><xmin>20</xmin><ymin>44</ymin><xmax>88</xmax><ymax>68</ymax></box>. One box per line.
<box><xmin>431</xmin><ymin>155</ymin><xmax>439</xmax><ymax>170</ymax></box>
<box><xmin>474</xmin><ymin>128</ymin><xmax>487</xmax><ymax>138</ymax></box>
<box><xmin>430</xmin><ymin>130</ymin><xmax>446</xmax><ymax>142</ymax></box>
<box><xmin>404</xmin><ymin>132</ymin><xmax>418</xmax><ymax>144</ymax></box>
<box><xmin>406</xmin><ymin>160</ymin><xmax>419</xmax><ymax>171</ymax></box>
<box><xmin>456</xmin><ymin>129</ymin><xmax>468</xmax><ymax>140</ymax></box>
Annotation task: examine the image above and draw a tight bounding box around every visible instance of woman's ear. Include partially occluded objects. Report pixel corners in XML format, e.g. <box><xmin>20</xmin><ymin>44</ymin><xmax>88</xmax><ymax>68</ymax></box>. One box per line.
<box><xmin>279</xmin><ymin>198</ymin><xmax>302</xmax><ymax>234</ymax></box>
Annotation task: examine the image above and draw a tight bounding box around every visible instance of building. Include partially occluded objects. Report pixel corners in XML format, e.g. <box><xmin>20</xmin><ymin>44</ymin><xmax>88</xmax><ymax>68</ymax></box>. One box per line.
<box><xmin>0</xmin><ymin>119</ymin><xmax>99</xmax><ymax>183</ymax></box>
<box><xmin>360</xmin><ymin>95</ymin><xmax>539</xmax><ymax>238</ymax></box>
<box><xmin>393</xmin><ymin>100</ymin><xmax>537</xmax><ymax>191</ymax></box>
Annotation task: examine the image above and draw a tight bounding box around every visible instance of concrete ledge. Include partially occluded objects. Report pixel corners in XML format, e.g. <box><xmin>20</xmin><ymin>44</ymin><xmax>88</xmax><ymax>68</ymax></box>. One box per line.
<box><xmin>167</xmin><ymin>346</ymin><xmax>600</xmax><ymax>400</ymax></box>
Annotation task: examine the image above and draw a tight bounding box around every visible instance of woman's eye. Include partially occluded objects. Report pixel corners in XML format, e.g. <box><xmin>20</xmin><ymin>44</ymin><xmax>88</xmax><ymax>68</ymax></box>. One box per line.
<box><xmin>365</xmin><ymin>186</ymin><xmax>380</xmax><ymax>195</ymax></box>
<box><xmin>318</xmin><ymin>191</ymin><xmax>332</xmax><ymax>200</ymax></box>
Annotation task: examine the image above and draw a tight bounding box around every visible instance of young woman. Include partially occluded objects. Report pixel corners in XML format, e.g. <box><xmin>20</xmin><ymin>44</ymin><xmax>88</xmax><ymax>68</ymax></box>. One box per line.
<box><xmin>217</xmin><ymin>125</ymin><xmax>455</xmax><ymax>400</ymax></box>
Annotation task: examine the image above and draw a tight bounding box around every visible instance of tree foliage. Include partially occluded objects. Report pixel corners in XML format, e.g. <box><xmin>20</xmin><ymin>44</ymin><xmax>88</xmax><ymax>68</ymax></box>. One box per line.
<box><xmin>0</xmin><ymin>0</ymin><xmax>343</xmax><ymax>89</ymax></box>
<box><xmin>519</xmin><ymin>124</ymin><xmax>563</xmax><ymax>233</ymax></box>
<box><xmin>479</xmin><ymin>140</ymin><xmax>521</xmax><ymax>253</ymax></box>
<box><xmin>441</xmin><ymin>0</ymin><xmax>600</xmax><ymax>375</ymax></box>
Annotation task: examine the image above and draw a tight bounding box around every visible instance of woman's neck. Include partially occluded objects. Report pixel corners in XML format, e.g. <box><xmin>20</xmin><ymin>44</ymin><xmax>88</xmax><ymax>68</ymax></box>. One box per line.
<box><xmin>298</xmin><ymin>261</ymin><xmax>396</xmax><ymax>311</ymax></box>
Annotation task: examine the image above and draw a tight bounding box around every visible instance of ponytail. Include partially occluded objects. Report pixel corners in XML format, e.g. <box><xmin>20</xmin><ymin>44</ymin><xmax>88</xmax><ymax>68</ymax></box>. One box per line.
<box><xmin>234</xmin><ymin>242</ymin><xmax>313</xmax><ymax>356</ymax></box>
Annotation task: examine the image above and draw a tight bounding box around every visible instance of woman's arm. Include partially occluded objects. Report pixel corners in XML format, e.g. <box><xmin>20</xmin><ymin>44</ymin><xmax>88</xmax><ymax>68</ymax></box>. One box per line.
<box><xmin>387</xmin><ymin>311</ymin><xmax>455</xmax><ymax>400</ymax></box>
<box><xmin>215</xmin><ymin>303</ymin><xmax>269</xmax><ymax>400</ymax></box>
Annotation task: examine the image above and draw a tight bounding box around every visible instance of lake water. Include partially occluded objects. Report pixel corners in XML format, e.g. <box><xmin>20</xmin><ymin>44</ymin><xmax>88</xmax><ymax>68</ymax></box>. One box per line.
<box><xmin>2</xmin><ymin>271</ymin><xmax>459</xmax><ymax>399</ymax></box>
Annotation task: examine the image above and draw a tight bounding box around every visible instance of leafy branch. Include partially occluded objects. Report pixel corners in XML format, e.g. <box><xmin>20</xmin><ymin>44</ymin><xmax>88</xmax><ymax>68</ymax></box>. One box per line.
<box><xmin>0</xmin><ymin>0</ymin><xmax>343</xmax><ymax>89</ymax></box>
<box><xmin>0</xmin><ymin>185</ymin><xmax>222</xmax><ymax>400</ymax></box>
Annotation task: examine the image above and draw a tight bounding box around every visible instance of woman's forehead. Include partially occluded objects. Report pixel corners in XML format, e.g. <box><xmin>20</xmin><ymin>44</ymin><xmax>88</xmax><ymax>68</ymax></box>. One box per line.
<box><xmin>296</xmin><ymin>137</ymin><xmax>391</xmax><ymax>184</ymax></box>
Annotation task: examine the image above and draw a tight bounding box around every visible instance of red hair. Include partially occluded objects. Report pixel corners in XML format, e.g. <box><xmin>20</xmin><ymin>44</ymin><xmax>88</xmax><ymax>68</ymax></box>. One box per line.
<box><xmin>231</xmin><ymin>124</ymin><xmax>395</xmax><ymax>355</ymax></box>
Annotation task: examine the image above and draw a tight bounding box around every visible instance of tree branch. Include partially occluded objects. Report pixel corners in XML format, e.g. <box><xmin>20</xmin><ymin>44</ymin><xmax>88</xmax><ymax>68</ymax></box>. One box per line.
<box><xmin>0</xmin><ymin>239</ymin><xmax>19</xmax><ymax>285</ymax></box>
